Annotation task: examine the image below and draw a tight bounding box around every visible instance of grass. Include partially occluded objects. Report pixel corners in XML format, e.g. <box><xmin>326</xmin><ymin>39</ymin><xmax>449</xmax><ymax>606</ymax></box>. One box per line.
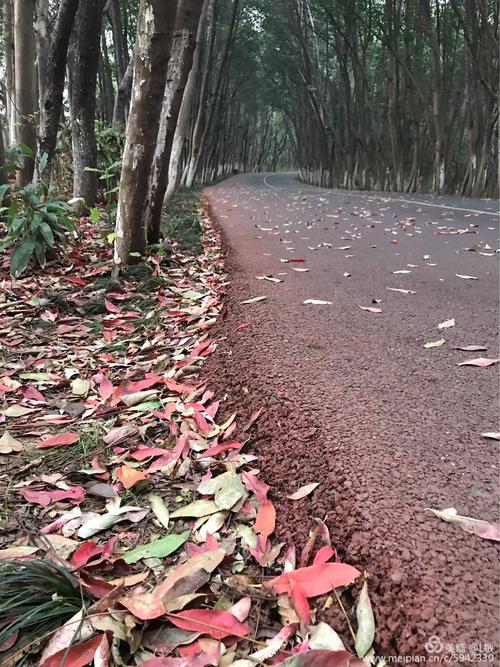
<box><xmin>35</xmin><ymin>424</ymin><xmax>107</xmax><ymax>473</ymax></box>
<box><xmin>0</xmin><ymin>560</ymin><xmax>90</xmax><ymax>651</ymax></box>
<box><xmin>163</xmin><ymin>188</ymin><xmax>204</xmax><ymax>253</ymax></box>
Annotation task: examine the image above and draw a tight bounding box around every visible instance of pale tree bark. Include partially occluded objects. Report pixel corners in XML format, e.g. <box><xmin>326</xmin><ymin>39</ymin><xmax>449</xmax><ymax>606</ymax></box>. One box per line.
<box><xmin>3</xmin><ymin>0</ymin><xmax>16</xmax><ymax>146</ymax></box>
<box><xmin>33</xmin><ymin>0</ymin><xmax>80</xmax><ymax>186</ymax></box>
<box><xmin>34</xmin><ymin>0</ymin><xmax>49</xmax><ymax>104</ymax></box>
<box><xmin>165</xmin><ymin>0</ymin><xmax>209</xmax><ymax>201</ymax></box>
<box><xmin>14</xmin><ymin>0</ymin><xmax>37</xmax><ymax>186</ymax></box>
<box><xmin>114</xmin><ymin>0</ymin><xmax>178</xmax><ymax>266</ymax></box>
<box><xmin>0</xmin><ymin>114</ymin><xmax>9</xmax><ymax>193</ymax></box>
<box><xmin>112</xmin><ymin>56</ymin><xmax>133</xmax><ymax>132</ymax></box>
<box><xmin>108</xmin><ymin>0</ymin><xmax>128</xmax><ymax>84</ymax></box>
<box><xmin>70</xmin><ymin>0</ymin><xmax>106</xmax><ymax>207</ymax></box>
<box><xmin>144</xmin><ymin>0</ymin><xmax>205</xmax><ymax>243</ymax></box>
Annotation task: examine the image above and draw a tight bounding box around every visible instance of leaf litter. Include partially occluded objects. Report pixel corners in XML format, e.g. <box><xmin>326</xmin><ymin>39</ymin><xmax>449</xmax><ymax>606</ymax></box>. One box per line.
<box><xmin>0</xmin><ymin>204</ymin><xmax>368</xmax><ymax>665</ymax></box>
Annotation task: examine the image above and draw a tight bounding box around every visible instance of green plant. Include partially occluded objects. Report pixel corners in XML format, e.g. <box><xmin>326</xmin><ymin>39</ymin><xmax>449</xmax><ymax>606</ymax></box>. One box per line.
<box><xmin>0</xmin><ymin>560</ymin><xmax>90</xmax><ymax>648</ymax></box>
<box><xmin>0</xmin><ymin>184</ymin><xmax>76</xmax><ymax>276</ymax></box>
<box><xmin>163</xmin><ymin>188</ymin><xmax>204</xmax><ymax>253</ymax></box>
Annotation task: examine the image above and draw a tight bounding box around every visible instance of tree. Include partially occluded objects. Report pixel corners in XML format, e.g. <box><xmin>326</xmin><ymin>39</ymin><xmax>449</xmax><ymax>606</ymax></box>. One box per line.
<box><xmin>114</xmin><ymin>0</ymin><xmax>178</xmax><ymax>266</ymax></box>
<box><xmin>33</xmin><ymin>0</ymin><xmax>81</xmax><ymax>186</ymax></box>
<box><xmin>14</xmin><ymin>0</ymin><xmax>37</xmax><ymax>186</ymax></box>
<box><xmin>144</xmin><ymin>0</ymin><xmax>205</xmax><ymax>243</ymax></box>
<box><xmin>69</xmin><ymin>0</ymin><xmax>106</xmax><ymax>207</ymax></box>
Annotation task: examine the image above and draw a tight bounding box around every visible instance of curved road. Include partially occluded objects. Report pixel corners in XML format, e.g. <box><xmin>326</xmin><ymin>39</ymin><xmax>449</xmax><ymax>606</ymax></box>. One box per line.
<box><xmin>202</xmin><ymin>173</ymin><xmax>499</xmax><ymax>658</ymax></box>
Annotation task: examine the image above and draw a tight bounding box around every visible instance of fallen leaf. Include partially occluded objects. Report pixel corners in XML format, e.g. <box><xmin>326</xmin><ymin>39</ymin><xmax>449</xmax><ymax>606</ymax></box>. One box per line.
<box><xmin>438</xmin><ymin>318</ymin><xmax>455</xmax><ymax>329</ymax></box>
<box><xmin>116</xmin><ymin>465</ymin><xmax>148</xmax><ymax>488</ymax></box>
<box><xmin>171</xmin><ymin>499</ymin><xmax>220</xmax><ymax>518</ymax></box>
<box><xmin>392</xmin><ymin>270</ymin><xmax>411</xmax><ymax>274</ymax></box>
<box><xmin>423</xmin><ymin>339</ymin><xmax>445</xmax><ymax>349</ymax></box>
<box><xmin>1</xmin><ymin>405</ymin><xmax>37</xmax><ymax>417</ymax></box>
<box><xmin>354</xmin><ymin>581</ymin><xmax>375</xmax><ymax>657</ymax></box>
<box><xmin>425</xmin><ymin>507</ymin><xmax>500</xmax><ymax>541</ymax></box>
<box><xmin>456</xmin><ymin>274</ymin><xmax>478</xmax><ymax>280</ymax></box>
<box><xmin>358</xmin><ymin>306</ymin><xmax>382</xmax><ymax>313</ymax></box>
<box><xmin>304</xmin><ymin>300</ymin><xmax>332</xmax><ymax>305</ymax></box>
<box><xmin>37</xmin><ymin>432</ymin><xmax>80</xmax><ymax>448</ymax></box>
<box><xmin>256</xmin><ymin>275</ymin><xmax>282</xmax><ymax>283</ymax></box>
<box><xmin>0</xmin><ymin>546</ymin><xmax>39</xmax><ymax>559</ymax></box>
<box><xmin>40</xmin><ymin>634</ymin><xmax>104</xmax><ymax>667</ymax></box>
<box><xmin>242</xmin><ymin>407</ymin><xmax>263</xmax><ymax>432</ymax></box>
<box><xmin>386</xmin><ymin>287</ymin><xmax>416</xmax><ymax>294</ymax></box>
<box><xmin>71</xmin><ymin>378</ymin><xmax>91</xmax><ymax>397</ymax></box>
<box><xmin>309</xmin><ymin>623</ymin><xmax>345</xmax><ymax>651</ymax></box>
<box><xmin>286</xmin><ymin>482</ymin><xmax>319</xmax><ymax>500</ymax></box>
<box><xmin>149</xmin><ymin>494</ymin><xmax>170</xmax><ymax>529</ymax></box>
<box><xmin>292</xmin><ymin>267</ymin><xmax>309</xmax><ymax>272</ymax></box>
<box><xmin>481</xmin><ymin>432</ymin><xmax>500</xmax><ymax>441</ymax></box>
<box><xmin>123</xmin><ymin>531</ymin><xmax>189</xmax><ymax>564</ymax></box>
<box><xmin>455</xmin><ymin>345</ymin><xmax>487</xmax><ymax>352</ymax></box>
<box><xmin>166</xmin><ymin>609</ymin><xmax>250</xmax><ymax>640</ymax></box>
<box><xmin>0</xmin><ymin>430</ymin><xmax>24</xmax><ymax>454</ymax></box>
<box><xmin>254</xmin><ymin>499</ymin><xmax>276</xmax><ymax>539</ymax></box>
<box><xmin>458</xmin><ymin>358</ymin><xmax>499</xmax><ymax>368</ymax></box>
<box><xmin>120</xmin><ymin>549</ymin><xmax>225</xmax><ymax>620</ymax></box>
<box><xmin>198</xmin><ymin>470</ymin><xmax>247</xmax><ymax>510</ymax></box>
<box><xmin>240</xmin><ymin>296</ymin><xmax>267</xmax><ymax>305</ymax></box>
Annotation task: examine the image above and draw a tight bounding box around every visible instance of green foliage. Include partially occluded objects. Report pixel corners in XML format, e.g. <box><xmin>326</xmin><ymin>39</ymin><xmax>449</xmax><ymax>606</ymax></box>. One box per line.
<box><xmin>0</xmin><ymin>184</ymin><xmax>75</xmax><ymax>277</ymax></box>
<box><xmin>163</xmin><ymin>188</ymin><xmax>204</xmax><ymax>253</ymax></box>
<box><xmin>0</xmin><ymin>559</ymin><xmax>90</xmax><ymax>648</ymax></box>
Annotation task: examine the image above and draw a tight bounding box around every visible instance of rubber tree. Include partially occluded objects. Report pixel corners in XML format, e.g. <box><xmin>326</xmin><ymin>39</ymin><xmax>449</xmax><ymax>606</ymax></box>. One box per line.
<box><xmin>3</xmin><ymin>0</ymin><xmax>16</xmax><ymax>146</ymax></box>
<box><xmin>33</xmin><ymin>0</ymin><xmax>80</xmax><ymax>186</ymax></box>
<box><xmin>114</xmin><ymin>0</ymin><xmax>178</xmax><ymax>266</ymax></box>
<box><xmin>14</xmin><ymin>0</ymin><xmax>37</xmax><ymax>186</ymax></box>
<box><xmin>144</xmin><ymin>0</ymin><xmax>205</xmax><ymax>243</ymax></box>
<box><xmin>69</xmin><ymin>0</ymin><xmax>106</xmax><ymax>208</ymax></box>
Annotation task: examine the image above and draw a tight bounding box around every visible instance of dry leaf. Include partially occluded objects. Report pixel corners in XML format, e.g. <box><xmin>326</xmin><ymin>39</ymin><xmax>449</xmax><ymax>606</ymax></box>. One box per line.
<box><xmin>286</xmin><ymin>482</ymin><xmax>319</xmax><ymax>500</ymax></box>
<box><xmin>426</xmin><ymin>507</ymin><xmax>500</xmax><ymax>541</ymax></box>
<box><xmin>0</xmin><ymin>430</ymin><xmax>24</xmax><ymax>454</ymax></box>
<box><xmin>240</xmin><ymin>296</ymin><xmax>267</xmax><ymax>305</ymax></box>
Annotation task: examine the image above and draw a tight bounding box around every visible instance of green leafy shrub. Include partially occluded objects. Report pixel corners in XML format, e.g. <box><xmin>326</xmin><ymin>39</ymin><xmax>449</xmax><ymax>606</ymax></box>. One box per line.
<box><xmin>0</xmin><ymin>184</ymin><xmax>76</xmax><ymax>277</ymax></box>
<box><xmin>163</xmin><ymin>188</ymin><xmax>203</xmax><ymax>253</ymax></box>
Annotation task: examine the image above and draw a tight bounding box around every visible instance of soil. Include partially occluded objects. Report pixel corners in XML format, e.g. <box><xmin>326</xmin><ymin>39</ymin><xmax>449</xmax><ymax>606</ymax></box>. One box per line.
<box><xmin>201</xmin><ymin>173</ymin><xmax>500</xmax><ymax>658</ymax></box>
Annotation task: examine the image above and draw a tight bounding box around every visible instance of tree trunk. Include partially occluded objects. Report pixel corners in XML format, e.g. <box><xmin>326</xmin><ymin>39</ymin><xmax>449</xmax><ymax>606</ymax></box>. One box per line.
<box><xmin>34</xmin><ymin>0</ymin><xmax>49</xmax><ymax>105</ymax></box>
<box><xmin>114</xmin><ymin>0</ymin><xmax>178</xmax><ymax>266</ymax></box>
<box><xmin>33</xmin><ymin>0</ymin><xmax>80</xmax><ymax>186</ymax></box>
<box><xmin>14</xmin><ymin>0</ymin><xmax>37</xmax><ymax>186</ymax></box>
<box><xmin>70</xmin><ymin>0</ymin><xmax>106</xmax><ymax>207</ymax></box>
<box><xmin>108</xmin><ymin>0</ymin><xmax>128</xmax><ymax>84</ymax></box>
<box><xmin>112</xmin><ymin>55</ymin><xmax>133</xmax><ymax>132</ymax></box>
<box><xmin>4</xmin><ymin>0</ymin><xmax>16</xmax><ymax>146</ymax></box>
<box><xmin>145</xmin><ymin>0</ymin><xmax>205</xmax><ymax>243</ymax></box>
<box><xmin>165</xmin><ymin>0</ymin><xmax>209</xmax><ymax>202</ymax></box>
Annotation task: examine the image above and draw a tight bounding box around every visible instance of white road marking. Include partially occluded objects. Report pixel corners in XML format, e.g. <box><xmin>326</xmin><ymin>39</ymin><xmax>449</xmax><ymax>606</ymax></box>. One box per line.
<box><xmin>262</xmin><ymin>174</ymin><xmax>499</xmax><ymax>217</ymax></box>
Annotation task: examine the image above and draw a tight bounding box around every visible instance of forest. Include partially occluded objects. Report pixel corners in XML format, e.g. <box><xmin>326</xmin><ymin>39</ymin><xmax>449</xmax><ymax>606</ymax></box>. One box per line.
<box><xmin>0</xmin><ymin>0</ymin><xmax>498</xmax><ymax>269</ymax></box>
<box><xmin>0</xmin><ymin>1</ymin><xmax>498</xmax><ymax>666</ymax></box>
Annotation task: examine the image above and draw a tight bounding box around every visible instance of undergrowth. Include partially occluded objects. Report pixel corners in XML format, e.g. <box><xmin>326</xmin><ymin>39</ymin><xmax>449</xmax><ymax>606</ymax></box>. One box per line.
<box><xmin>163</xmin><ymin>187</ymin><xmax>203</xmax><ymax>253</ymax></box>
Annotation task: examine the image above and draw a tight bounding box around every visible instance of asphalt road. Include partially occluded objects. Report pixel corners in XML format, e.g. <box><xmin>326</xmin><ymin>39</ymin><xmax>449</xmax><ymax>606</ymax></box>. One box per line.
<box><xmin>202</xmin><ymin>172</ymin><xmax>499</xmax><ymax>658</ymax></box>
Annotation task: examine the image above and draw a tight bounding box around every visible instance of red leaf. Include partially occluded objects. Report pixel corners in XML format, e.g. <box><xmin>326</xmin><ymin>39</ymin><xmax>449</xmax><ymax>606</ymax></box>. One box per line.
<box><xmin>203</xmin><ymin>441</ymin><xmax>242</xmax><ymax>457</ymax></box>
<box><xmin>37</xmin><ymin>432</ymin><xmax>80</xmax><ymax>448</ymax></box>
<box><xmin>268</xmin><ymin>561</ymin><xmax>360</xmax><ymax>599</ymax></box>
<box><xmin>241</xmin><ymin>471</ymin><xmax>269</xmax><ymax>502</ymax></box>
<box><xmin>166</xmin><ymin>609</ymin><xmax>250</xmax><ymax>640</ymax></box>
<box><xmin>23</xmin><ymin>487</ymin><xmax>85</xmax><ymax>506</ymax></box>
<box><xmin>40</xmin><ymin>634</ymin><xmax>103</xmax><ymax>667</ymax></box>
<box><xmin>71</xmin><ymin>541</ymin><xmax>103</xmax><ymax>568</ymax></box>
<box><xmin>104</xmin><ymin>298</ymin><xmax>120</xmax><ymax>313</ymax></box>
<box><xmin>254</xmin><ymin>499</ymin><xmax>276</xmax><ymax>539</ymax></box>
<box><xmin>287</xmin><ymin>258</ymin><xmax>306</xmax><ymax>263</ymax></box>
<box><xmin>129</xmin><ymin>447</ymin><xmax>170</xmax><ymax>461</ymax></box>
<box><xmin>98</xmin><ymin>377</ymin><xmax>114</xmax><ymax>401</ymax></box>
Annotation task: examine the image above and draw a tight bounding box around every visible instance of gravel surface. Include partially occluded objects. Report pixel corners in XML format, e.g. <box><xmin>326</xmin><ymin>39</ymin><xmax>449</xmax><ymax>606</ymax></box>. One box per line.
<box><xmin>201</xmin><ymin>172</ymin><xmax>499</xmax><ymax>659</ymax></box>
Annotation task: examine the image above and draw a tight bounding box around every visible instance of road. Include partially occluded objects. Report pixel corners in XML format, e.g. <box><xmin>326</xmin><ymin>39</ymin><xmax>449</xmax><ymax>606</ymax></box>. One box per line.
<box><xmin>202</xmin><ymin>172</ymin><xmax>499</xmax><ymax>657</ymax></box>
